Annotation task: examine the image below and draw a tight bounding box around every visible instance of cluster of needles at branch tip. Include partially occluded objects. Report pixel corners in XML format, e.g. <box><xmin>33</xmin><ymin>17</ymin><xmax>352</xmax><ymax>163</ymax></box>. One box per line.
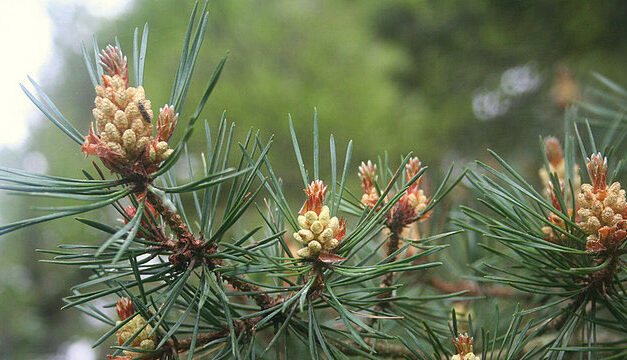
<box><xmin>360</xmin><ymin>157</ymin><xmax>430</xmax><ymax>233</ymax></box>
<box><xmin>359</xmin><ymin>157</ymin><xmax>430</xmax><ymax>251</ymax></box>
<box><xmin>536</xmin><ymin>137</ymin><xmax>627</xmax><ymax>295</ymax></box>
<box><xmin>358</xmin><ymin>157</ymin><xmax>431</xmax><ymax>318</ymax></box>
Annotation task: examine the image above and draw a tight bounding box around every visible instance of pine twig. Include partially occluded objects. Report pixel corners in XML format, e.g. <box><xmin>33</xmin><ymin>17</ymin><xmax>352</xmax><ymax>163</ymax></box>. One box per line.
<box><xmin>381</xmin><ymin>231</ymin><xmax>402</xmax><ymax>289</ymax></box>
<box><xmin>146</xmin><ymin>190</ymin><xmax>194</xmax><ymax>242</ymax></box>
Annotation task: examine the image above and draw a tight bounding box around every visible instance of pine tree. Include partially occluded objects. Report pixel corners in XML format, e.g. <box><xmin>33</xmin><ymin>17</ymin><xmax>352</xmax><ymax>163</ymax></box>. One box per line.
<box><xmin>3</xmin><ymin>2</ymin><xmax>627</xmax><ymax>359</ymax></box>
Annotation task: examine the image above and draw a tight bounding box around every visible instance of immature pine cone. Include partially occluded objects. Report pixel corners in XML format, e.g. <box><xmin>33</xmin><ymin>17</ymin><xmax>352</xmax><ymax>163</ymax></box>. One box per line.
<box><xmin>387</xmin><ymin>157</ymin><xmax>430</xmax><ymax>230</ymax></box>
<box><xmin>294</xmin><ymin>181</ymin><xmax>346</xmax><ymax>258</ymax></box>
<box><xmin>358</xmin><ymin>160</ymin><xmax>379</xmax><ymax>208</ymax></box>
<box><xmin>576</xmin><ymin>153</ymin><xmax>627</xmax><ymax>252</ymax></box>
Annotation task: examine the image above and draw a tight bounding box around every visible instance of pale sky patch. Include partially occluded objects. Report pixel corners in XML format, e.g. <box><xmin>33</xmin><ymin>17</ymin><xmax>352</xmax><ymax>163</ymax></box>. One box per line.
<box><xmin>0</xmin><ymin>0</ymin><xmax>132</xmax><ymax>149</ymax></box>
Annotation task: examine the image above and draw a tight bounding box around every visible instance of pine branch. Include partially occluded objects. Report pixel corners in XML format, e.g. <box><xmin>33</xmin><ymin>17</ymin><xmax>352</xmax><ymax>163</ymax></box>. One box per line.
<box><xmin>223</xmin><ymin>275</ymin><xmax>281</xmax><ymax>310</ymax></box>
<box><xmin>336</xmin><ymin>339</ymin><xmax>415</xmax><ymax>358</ymax></box>
<box><xmin>154</xmin><ymin>329</ymin><xmax>230</xmax><ymax>358</ymax></box>
<box><xmin>9</xmin><ymin>3</ymin><xmax>482</xmax><ymax>357</ymax></box>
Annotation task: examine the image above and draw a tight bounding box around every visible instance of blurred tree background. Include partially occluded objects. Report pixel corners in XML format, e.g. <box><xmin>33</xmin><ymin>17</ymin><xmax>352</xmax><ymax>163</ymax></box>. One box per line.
<box><xmin>2</xmin><ymin>0</ymin><xmax>627</xmax><ymax>358</ymax></box>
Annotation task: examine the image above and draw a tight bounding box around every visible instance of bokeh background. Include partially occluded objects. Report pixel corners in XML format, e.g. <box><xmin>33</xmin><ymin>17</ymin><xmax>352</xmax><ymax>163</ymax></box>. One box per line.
<box><xmin>2</xmin><ymin>0</ymin><xmax>627</xmax><ymax>358</ymax></box>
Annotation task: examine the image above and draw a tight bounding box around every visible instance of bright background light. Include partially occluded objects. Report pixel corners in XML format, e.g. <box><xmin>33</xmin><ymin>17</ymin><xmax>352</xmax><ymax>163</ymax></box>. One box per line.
<box><xmin>0</xmin><ymin>2</ymin><xmax>132</xmax><ymax>359</ymax></box>
<box><xmin>0</xmin><ymin>0</ymin><xmax>53</xmax><ymax>148</ymax></box>
<box><xmin>0</xmin><ymin>0</ymin><xmax>132</xmax><ymax>149</ymax></box>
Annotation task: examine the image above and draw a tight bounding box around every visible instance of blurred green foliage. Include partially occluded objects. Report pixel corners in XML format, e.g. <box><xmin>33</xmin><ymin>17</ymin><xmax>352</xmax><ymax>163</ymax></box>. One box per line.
<box><xmin>3</xmin><ymin>0</ymin><xmax>627</xmax><ymax>358</ymax></box>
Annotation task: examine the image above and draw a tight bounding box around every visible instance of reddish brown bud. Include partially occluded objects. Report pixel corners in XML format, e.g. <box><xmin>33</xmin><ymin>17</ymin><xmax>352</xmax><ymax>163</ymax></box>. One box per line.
<box><xmin>336</xmin><ymin>217</ymin><xmax>346</xmax><ymax>242</ymax></box>
<box><xmin>116</xmin><ymin>297</ymin><xmax>135</xmax><ymax>321</ymax></box>
<box><xmin>544</xmin><ymin>137</ymin><xmax>564</xmax><ymax>168</ymax></box>
<box><xmin>405</xmin><ymin>157</ymin><xmax>422</xmax><ymax>181</ymax></box>
<box><xmin>405</xmin><ymin>157</ymin><xmax>424</xmax><ymax>194</ymax></box>
<box><xmin>358</xmin><ymin>161</ymin><xmax>380</xmax><ymax>208</ymax></box>
<box><xmin>156</xmin><ymin>105</ymin><xmax>178</xmax><ymax>142</ymax></box>
<box><xmin>547</xmin><ymin>183</ymin><xmax>562</xmax><ymax>211</ymax></box>
<box><xmin>587</xmin><ymin>153</ymin><xmax>608</xmax><ymax>191</ymax></box>
<box><xmin>358</xmin><ymin>161</ymin><xmax>377</xmax><ymax>193</ymax></box>
<box><xmin>299</xmin><ymin>180</ymin><xmax>327</xmax><ymax>215</ymax></box>
<box><xmin>99</xmin><ymin>45</ymin><xmax>129</xmax><ymax>88</ymax></box>
<box><xmin>124</xmin><ymin>202</ymin><xmax>160</xmax><ymax>238</ymax></box>
<box><xmin>385</xmin><ymin>158</ymin><xmax>431</xmax><ymax>230</ymax></box>
<box><xmin>452</xmin><ymin>332</ymin><xmax>474</xmax><ymax>357</ymax></box>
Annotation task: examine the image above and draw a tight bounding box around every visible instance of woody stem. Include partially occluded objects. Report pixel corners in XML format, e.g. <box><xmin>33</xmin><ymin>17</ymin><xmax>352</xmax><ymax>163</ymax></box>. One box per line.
<box><xmin>367</xmin><ymin>229</ymin><xmax>402</xmax><ymax>328</ymax></box>
<box><xmin>145</xmin><ymin>188</ymin><xmax>281</xmax><ymax>312</ymax></box>
<box><xmin>145</xmin><ymin>190</ymin><xmax>193</xmax><ymax>243</ymax></box>
<box><xmin>382</xmin><ymin>231</ymin><xmax>401</xmax><ymax>289</ymax></box>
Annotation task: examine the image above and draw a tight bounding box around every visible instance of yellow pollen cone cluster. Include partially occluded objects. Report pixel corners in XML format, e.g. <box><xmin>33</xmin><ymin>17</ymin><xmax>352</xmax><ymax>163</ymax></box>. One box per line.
<box><xmin>361</xmin><ymin>190</ymin><xmax>379</xmax><ymax>208</ymax></box>
<box><xmin>294</xmin><ymin>205</ymin><xmax>340</xmax><ymax>258</ymax></box>
<box><xmin>85</xmin><ymin>45</ymin><xmax>178</xmax><ymax>173</ymax></box>
<box><xmin>149</xmin><ymin>137</ymin><xmax>173</xmax><ymax>164</ymax></box>
<box><xmin>577</xmin><ymin>182</ymin><xmax>627</xmax><ymax>246</ymax></box>
<box><xmin>93</xmin><ymin>74</ymin><xmax>155</xmax><ymax>160</ymax></box>
<box><xmin>116</xmin><ymin>314</ymin><xmax>156</xmax><ymax>356</ymax></box>
<box><xmin>407</xmin><ymin>189</ymin><xmax>428</xmax><ymax>214</ymax></box>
